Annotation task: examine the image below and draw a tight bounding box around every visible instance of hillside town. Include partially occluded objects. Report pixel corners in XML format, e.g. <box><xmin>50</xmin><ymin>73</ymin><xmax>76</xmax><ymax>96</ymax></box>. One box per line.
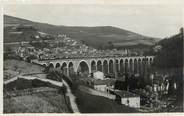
<box><xmin>5</xmin><ymin>25</ymin><xmax>140</xmax><ymax>61</ymax></box>
<box><xmin>4</xmin><ymin>23</ymin><xmax>183</xmax><ymax>113</ymax></box>
<box><xmin>3</xmin><ymin>4</ymin><xmax>183</xmax><ymax>113</ymax></box>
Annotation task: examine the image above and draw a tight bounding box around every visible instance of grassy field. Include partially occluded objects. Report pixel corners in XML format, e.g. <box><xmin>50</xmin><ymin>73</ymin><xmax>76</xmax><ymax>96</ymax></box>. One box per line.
<box><xmin>3</xmin><ymin>59</ymin><xmax>73</xmax><ymax>113</ymax></box>
<box><xmin>4</xmin><ymin>91</ymin><xmax>72</xmax><ymax>113</ymax></box>
<box><xmin>74</xmin><ymin>89</ymin><xmax>139</xmax><ymax>113</ymax></box>
<box><xmin>4</xmin><ymin>59</ymin><xmax>45</xmax><ymax>81</ymax></box>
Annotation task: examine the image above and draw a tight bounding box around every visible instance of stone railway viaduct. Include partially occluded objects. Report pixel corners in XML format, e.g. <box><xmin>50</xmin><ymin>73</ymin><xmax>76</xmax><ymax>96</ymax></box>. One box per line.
<box><xmin>32</xmin><ymin>56</ymin><xmax>154</xmax><ymax>77</ymax></box>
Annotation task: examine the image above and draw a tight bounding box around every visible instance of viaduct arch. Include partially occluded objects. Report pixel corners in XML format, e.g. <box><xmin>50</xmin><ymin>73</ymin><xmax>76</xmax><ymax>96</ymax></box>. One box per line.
<box><xmin>34</xmin><ymin>56</ymin><xmax>154</xmax><ymax>77</ymax></box>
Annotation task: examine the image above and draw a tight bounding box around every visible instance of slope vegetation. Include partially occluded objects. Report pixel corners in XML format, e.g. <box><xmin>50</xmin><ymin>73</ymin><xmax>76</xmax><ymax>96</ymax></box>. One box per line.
<box><xmin>4</xmin><ymin>15</ymin><xmax>159</xmax><ymax>49</ymax></box>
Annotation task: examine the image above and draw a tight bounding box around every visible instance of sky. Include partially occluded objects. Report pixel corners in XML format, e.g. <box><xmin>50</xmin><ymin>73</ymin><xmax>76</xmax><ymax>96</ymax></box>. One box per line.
<box><xmin>3</xmin><ymin>4</ymin><xmax>183</xmax><ymax>38</ymax></box>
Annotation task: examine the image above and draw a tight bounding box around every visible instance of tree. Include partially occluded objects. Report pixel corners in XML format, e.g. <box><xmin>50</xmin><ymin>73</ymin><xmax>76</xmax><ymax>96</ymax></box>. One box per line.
<box><xmin>153</xmin><ymin>30</ymin><xmax>183</xmax><ymax>70</ymax></box>
<box><xmin>152</xmin><ymin>28</ymin><xmax>183</xmax><ymax>110</ymax></box>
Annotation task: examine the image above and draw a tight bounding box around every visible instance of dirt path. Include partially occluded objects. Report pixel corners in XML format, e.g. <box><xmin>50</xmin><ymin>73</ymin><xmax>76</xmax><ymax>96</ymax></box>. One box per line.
<box><xmin>53</xmin><ymin>72</ymin><xmax>79</xmax><ymax>113</ymax></box>
<box><xmin>62</xmin><ymin>79</ymin><xmax>80</xmax><ymax>113</ymax></box>
<box><xmin>4</xmin><ymin>75</ymin><xmax>63</xmax><ymax>87</ymax></box>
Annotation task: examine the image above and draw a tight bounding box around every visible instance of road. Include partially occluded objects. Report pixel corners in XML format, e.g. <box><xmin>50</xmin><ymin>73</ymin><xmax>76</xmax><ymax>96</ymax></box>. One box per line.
<box><xmin>54</xmin><ymin>73</ymin><xmax>80</xmax><ymax>113</ymax></box>
<box><xmin>62</xmin><ymin>80</ymin><xmax>80</xmax><ymax>113</ymax></box>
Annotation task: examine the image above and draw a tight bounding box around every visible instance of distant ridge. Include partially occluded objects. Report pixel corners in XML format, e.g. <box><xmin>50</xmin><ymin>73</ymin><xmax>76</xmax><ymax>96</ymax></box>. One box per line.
<box><xmin>4</xmin><ymin>15</ymin><xmax>160</xmax><ymax>49</ymax></box>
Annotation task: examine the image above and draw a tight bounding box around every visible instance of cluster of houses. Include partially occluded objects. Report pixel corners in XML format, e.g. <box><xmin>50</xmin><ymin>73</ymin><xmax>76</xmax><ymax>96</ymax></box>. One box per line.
<box><xmin>6</xmin><ymin>24</ymin><xmax>130</xmax><ymax>60</ymax></box>
<box><xmin>13</xmin><ymin>32</ymin><xmax>130</xmax><ymax>61</ymax></box>
<box><xmin>77</xmin><ymin>70</ymin><xmax>177</xmax><ymax>109</ymax></box>
<box><xmin>78</xmin><ymin>71</ymin><xmax>141</xmax><ymax>108</ymax></box>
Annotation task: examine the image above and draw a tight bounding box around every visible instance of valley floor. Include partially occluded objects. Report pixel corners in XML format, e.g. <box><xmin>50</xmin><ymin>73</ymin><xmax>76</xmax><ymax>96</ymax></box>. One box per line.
<box><xmin>74</xmin><ymin>89</ymin><xmax>139</xmax><ymax>113</ymax></box>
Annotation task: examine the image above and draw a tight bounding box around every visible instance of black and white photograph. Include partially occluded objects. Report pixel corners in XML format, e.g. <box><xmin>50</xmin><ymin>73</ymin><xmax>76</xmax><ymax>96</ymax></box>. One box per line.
<box><xmin>2</xmin><ymin>0</ymin><xmax>184</xmax><ymax>114</ymax></box>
